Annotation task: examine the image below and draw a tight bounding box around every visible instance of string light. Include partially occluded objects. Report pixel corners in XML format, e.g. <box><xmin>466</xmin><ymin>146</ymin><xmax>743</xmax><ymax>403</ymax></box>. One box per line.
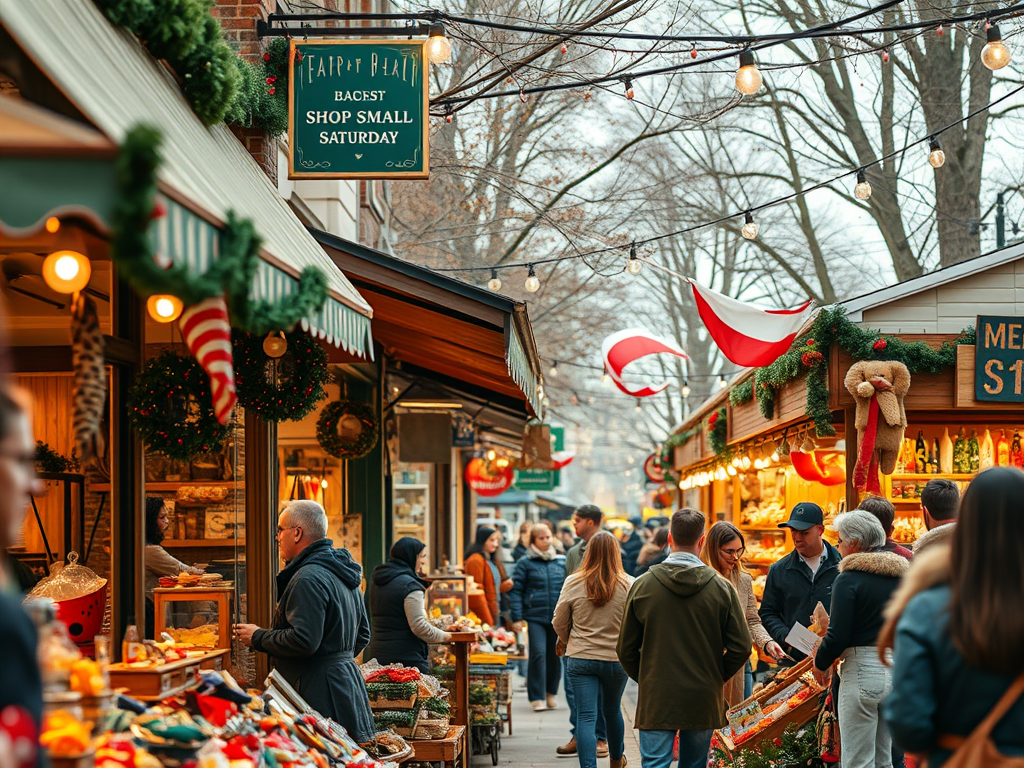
<box><xmin>681</xmin><ymin>380</ymin><xmax>691</xmax><ymax>398</ymax></box>
<box><xmin>690</xmin><ymin>43</ymin><xmax>697</xmax><ymax>59</ymax></box>
<box><xmin>549</xmin><ymin>360</ymin><xmax>559</xmax><ymax>377</ymax></box>
<box><xmin>487</xmin><ymin>269</ymin><xmax>502</xmax><ymax>291</ymax></box>
<box><xmin>881</xmin><ymin>47</ymin><xmax>889</xmax><ymax>63</ymax></box>
<box><xmin>717</xmin><ymin>375</ymin><xmax>728</xmax><ymax>390</ymax></box>
<box><xmin>623</xmin><ymin>77</ymin><xmax>635</xmax><ymax>100</ymax></box>
<box><xmin>982</xmin><ymin>24</ymin><xmax>1011</xmax><ymax>70</ymax></box>
<box><xmin>735</xmin><ymin>50</ymin><xmax>762</xmax><ymax>95</ymax></box>
<box><xmin>601</xmin><ymin>372</ymin><xmax>611</xmax><ymax>386</ymax></box>
<box><xmin>927</xmin><ymin>137</ymin><xmax>945</xmax><ymax>169</ymax></box>
<box><xmin>42</xmin><ymin>220</ymin><xmax>91</xmax><ymax>294</ymax></box>
<box><xmin>426</xmin><ymin>22</ymin><xmax>452</xmax><ymax>64</ymax></box>
<box><xmin>524</xmin><ymin>264</ymin><xmax>540</xmax><ymax>292</ymax></box>
<box><xmin>486</xmin><ymin>449</ymin><xmax>497</xmax><ymax>461</ymax></box>
<box><xmin>741</xmin><ymin>211</ymin><xmax>758</xmax><ymax>240</ymax></box>
<box><xmin>855</xmin><ymin>169</ymin><xmax>872</xmax><ymax>200</ymax></box>
<box><xmin>727</xmin><ymin>465</ymin><xmax>738</xmax><ymax>476</ymax></box>
<box><xmin>147</xmin><ymin>295</ymin><xmax>184</xmax><ymax>323</ymax></box>
<box><xmin>635</xmin><ymin>401</ymin><xmax>642</xmax><ymax>413</ymax></box>
<box><xmin>627</xmin><ymin>243</ymin><xmax>643</xmax><ymax>274</ymax></box>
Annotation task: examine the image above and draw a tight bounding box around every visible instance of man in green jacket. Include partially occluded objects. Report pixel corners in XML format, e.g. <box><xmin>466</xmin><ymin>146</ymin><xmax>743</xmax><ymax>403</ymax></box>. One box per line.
<box><xmin>617</xmin><ymin>508</ymin><xmax>751</xmax><ymax>768</ymax></box>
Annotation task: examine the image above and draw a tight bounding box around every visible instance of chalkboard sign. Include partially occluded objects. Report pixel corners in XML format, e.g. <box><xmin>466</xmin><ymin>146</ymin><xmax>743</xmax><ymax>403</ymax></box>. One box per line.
<box><xmin>288</xmin><ymin>40</ymin><xmax>428</xmax><ymax>179</ymax></box>
<box><xmin>975</xmin><ymin>315</ymin><xmax>1024</xmax><ymax>402</ymax></box>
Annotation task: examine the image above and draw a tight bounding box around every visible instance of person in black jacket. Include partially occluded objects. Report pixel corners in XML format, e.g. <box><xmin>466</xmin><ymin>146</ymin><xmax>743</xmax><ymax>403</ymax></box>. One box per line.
<box><xmin>813</xmin><ymin>511</ymin><xmax>909</xmax><ymax>768</ymax></box>
<box><xmin>619</xmin><ymin>517</ymin><xmax>644</xmax><ymax>576</ymax></box>
<box><xmin>364</xmin><ymin>537</ymin><xmax>451</xmax><ymax>672</ymax></box>
<box><xmin>758</xmin><ymin>502</ymin><xmax>840</xmax><ymax>662</ymax></box>
<box><xmin>0</xmin><ymin>387</ymin><xmax>44</xmax><ymax>765</ymax></box>
<box><xmin>234</xmin><ymin>500</ymin><xmax>374</xmax><ymax>743</ymax></box>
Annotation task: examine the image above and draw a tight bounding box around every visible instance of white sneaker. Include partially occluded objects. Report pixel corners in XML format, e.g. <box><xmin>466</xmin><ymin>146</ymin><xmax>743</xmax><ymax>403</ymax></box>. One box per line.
<box><xmin>530</xmin><ymin>700</ymin><xmax>548</xmax><ymax>711</ymax></box>
<box><xmin>546</xmin><ymin>694</ymin><xmax>558</xmax><ymax>709</ymax></box>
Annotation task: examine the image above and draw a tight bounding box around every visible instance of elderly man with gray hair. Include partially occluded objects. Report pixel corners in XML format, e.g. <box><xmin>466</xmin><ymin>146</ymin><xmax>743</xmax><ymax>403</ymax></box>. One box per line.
<box><xmin>813</xmin><ymin>510</ymin><xmax>910</xmax><ymax>768</ymax></box>
<box><xmin>234</xmin><ymin>500</ymin><xmax>374</xmax><ymax>743</ymax></box>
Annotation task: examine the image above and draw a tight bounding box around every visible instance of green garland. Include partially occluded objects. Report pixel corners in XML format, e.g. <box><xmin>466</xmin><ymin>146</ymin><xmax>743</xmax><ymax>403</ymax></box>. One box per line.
<box><xmin>729</xmin><ymin>379</ymin><xmax>754</xmax><ymax>406</ymax></box>
<box><xmin>422</xmin><ymin>697</ymin><xmax>450</xmax><ymax>717</ymax></box>
<box><xmin>706</xmin><ymin>408</ymin><xmax>729</xmax><ymax>458</ymax></box>
<box><xmin>365</xmin><ymin>682</ymin><xmax>418</xmax><ymax>701</ymax></box>
<box><xmin>373</xmin><ymin>710</ymin><xmax>416</xmax><ymax>728</ymax></box>
<box><xmin>754</xmin><ymin>305</ymin><xmax>975</xmax><ymax>437</ymax></box>
<box><xmin>127</xmin><ymin>351</ymin><xmax>229</xmax><ymax>461</ymax></box>
<box><xmin>232</xmin><ymin>331</ymin><xmax>329</xmax><ymax>422</ymax></box>
<box><xmin>112</xmin><ymin>127</ymin><xmax>328</xmax><ymax>333</ymax></box>
<box><xmin>96</xmin><ymin>1</ymin><xmax>290</xmax><ymax>133</ymax></box>
<box><xmin>317</xmin><ymin>400</ymin><xmax>380</xmax><ymax>460</ymax></box>
<box><xmin>709</xmin><ymin>724</ymin><xmax>824</xmax><ymax>768</ymax></box>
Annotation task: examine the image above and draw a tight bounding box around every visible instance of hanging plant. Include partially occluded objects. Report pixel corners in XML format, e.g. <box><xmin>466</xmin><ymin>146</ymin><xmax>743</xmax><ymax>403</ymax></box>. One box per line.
<box><xmin>233</xmin><ymin>330</ymin><xmax>330</xmax><ymax>422</ymax></box>
<box><xmin>317</xmin><ymin>400</ymin><xmax>379</xmax><ymax>460</ymax></box>
<box><xmin>127</xmin><ymin>351</ymin><xmax>230</xmax><ymax>461</ymax></box>
<box><xmin>35</xmin><ymin>442</ymin><xmax>78</xmax><ymax>474</ymax></box>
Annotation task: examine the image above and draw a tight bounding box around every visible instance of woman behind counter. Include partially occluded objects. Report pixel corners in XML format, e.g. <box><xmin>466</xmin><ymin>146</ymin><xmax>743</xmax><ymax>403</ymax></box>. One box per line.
<box><xmin>365</xmin><ymin>537</ymin><xmax>451</xmax><ymax>673</ymax></box>
<box><xmin>464</xmin><ymin>526</ymin><xmax>513</xmax><ymax>628</ymax></box>
<box><xmin>145</xmin><ymin>497</ymin><xmax>203</xmax><ymax>637</ymax></box>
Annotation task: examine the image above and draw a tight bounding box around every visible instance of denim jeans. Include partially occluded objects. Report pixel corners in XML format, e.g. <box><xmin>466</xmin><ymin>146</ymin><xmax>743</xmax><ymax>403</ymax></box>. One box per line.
<box><xmin>566</xmin><ymin>657</ymin><xmax>626</xmax><ymax>768</ymax></box>
<box><xmin>837</xmin><ymin>646</ymin><xmax>894</xmax><ymax>768</ymax></box>
<box><xmin>638</xmin><ymin>729</ymin><xmax>713</xmax><ymax>768</ymax></box>
<box><xmin>565</xmin><ymin>656</ymin><xmax>607</xmax><ymax>741</ymax></box>
<box><xmin>743</xmin><ymin>659</ymin><xmax>753</xmax><ymax>700</ymax></box>
<box><xmin>527</xmin><ymin>621</ymin><xmax>561</xmax><ymax>702</ymax></box>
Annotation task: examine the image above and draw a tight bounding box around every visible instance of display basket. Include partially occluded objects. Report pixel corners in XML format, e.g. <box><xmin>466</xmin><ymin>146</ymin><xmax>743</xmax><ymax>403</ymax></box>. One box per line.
<box><xmin>712</xmin><ymin>657</ymin><xmax>826</xmax><ymax>759</ymax></box>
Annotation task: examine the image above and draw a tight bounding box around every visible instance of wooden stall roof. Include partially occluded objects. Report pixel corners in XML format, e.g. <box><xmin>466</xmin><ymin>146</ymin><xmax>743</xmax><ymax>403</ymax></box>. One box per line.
<box><xmin>314</xmin><ymin>230</ymin><xmax>542</xmax><ymax>417</ymax></box>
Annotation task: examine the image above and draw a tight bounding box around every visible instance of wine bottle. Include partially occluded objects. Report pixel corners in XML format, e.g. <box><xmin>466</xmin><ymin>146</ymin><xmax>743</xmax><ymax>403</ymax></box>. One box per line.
<box><xmin>968</xmin><ymin>430</ymin><xmax>980</xmax><ymax>474</ymax></box>
<box><xmin>1012</xmin><ymin>430</ymin><xmax>1024</xmax><ymax>468</ymax></box>
<box><xmin>953</xmin><ymin>428</ymin><xmax>969</xmax><ymax>474</ymax></box>
<box><xmin>997</xmin><ymin>429</ymin><xmax>1011</xmax><ymax>467</ymax></box>
<box><xmin>929</xmin><ymin>438</ymin><xmax>940</xmax><ymax>474</ymax></box>
<box><xmin>915</xmin><ymin>430</ymin><xmax>927</xmax><ymax>473</ymax></box>
<box><xmin>980</xmin><ymin>429</ymin><xmax>995</xmax><ymax>471</ymax></box>
<box><xmin>939</xmin><ymin>428</ymin><xmax>954</xmax><ymax>474</ymax></box>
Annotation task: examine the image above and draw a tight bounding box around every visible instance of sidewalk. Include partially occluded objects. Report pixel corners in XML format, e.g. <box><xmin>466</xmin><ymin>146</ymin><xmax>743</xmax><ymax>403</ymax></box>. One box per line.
<box><xmin>473</xmin><ymin>669</ymin><xmax>642</xmax><ymax>768</ymax></box>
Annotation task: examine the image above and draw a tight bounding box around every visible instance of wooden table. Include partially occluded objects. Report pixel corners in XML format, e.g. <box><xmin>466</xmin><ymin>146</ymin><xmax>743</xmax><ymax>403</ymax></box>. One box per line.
<box><xmin>407</xmin><ymin>726</ymin><xmax>465</xmax><ymax>768</ymax></box>
<box><xmin>153</xmin><ymin>584</ymin><xmax>233</xmax><ymax>666</ymax></box>
<box><xmin>108</xmin><ymin>648</ymin><xmax>229</xmax><ymax>701</ymax></box>
<box><xmin>448</xmin><ymin>631</ymin><xmax>478</xmax><ymax>768</ymax></box>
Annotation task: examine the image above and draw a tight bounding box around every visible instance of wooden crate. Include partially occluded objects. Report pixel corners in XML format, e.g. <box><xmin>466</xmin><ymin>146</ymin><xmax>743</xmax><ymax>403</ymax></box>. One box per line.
<box><xmin>713</xmin><ymin>659</ymin><xmax>825</xmax><ymax>757</ymax></box>
<box><xmin>108</xmin><ymin>649</ymin><xmax>228</xmax><ymax>701</ymax></box>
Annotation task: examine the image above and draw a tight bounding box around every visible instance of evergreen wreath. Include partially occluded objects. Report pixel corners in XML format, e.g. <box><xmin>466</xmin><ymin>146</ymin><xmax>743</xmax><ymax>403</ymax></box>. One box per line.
<box><xmin>317</xmin><ymin>400</ymin><xmax>379</xmax><ymax>460</ymax></box>
<box><xmin>127</xmin><ymin>351</ymin><xmax>230</xmax><ymax>461</ymax></box>
<box><xmin>112</xmin><ymin>127</ymin><xmax>328</xmax><ymax>333</ymax></box>
<box><xmin>233</xmin><ymin>330</ymin><xmax>329</xmax><ymax>422</ymax></box>
<box><xmin>706</xmin><ymin>407</ymin><xmax>731</xmax><ymax>461</ymax></box>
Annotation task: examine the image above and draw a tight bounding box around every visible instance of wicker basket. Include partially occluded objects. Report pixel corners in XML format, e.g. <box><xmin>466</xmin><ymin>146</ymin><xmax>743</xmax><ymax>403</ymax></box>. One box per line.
<box><xmin>369</xmin><ymin>695</ymin><xmax>418</xmax><ymax>710</ymax></box>
<box><xmin>413</xmin><ymin>717</ymin><xmax>450</xmax><ymax>740</ymax></box>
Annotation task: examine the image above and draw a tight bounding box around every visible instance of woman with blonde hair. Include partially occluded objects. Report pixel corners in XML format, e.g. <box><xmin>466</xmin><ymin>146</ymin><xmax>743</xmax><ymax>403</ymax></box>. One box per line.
<box><xmin>554</xmin><ymin>531</ymin><xmax>634</xmax><ymax>768</ymax></box>
<box><xmin>510</xmin><ymin>524</ymin><xmax>567</xmax><ymax>710</ymax></box>
<box><xmin>701</xmin><ymin>521</ymin><xmax>782</xmax><ymax>703</ymax></box>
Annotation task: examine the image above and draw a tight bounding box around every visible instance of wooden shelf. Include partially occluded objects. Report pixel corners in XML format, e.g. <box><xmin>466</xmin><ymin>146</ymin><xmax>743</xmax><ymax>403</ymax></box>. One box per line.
<box><xmin>891</xmin><ymin>473</ymin><xmax>974</xmax><ymax>481</ymax></box>
<box><xmin>89</xmin><ymin>480</ymin><xmax>241</xmax><ymax>493</ymax></box>
<box><xmin>739</xmin><ymin>524</ymin><xmax>785</xmax><ymax>531</ymax></box>
<box><xmin>162</xmin><ymin>539</ymin><xmax>245</xmax><ymax>547</ymax></box>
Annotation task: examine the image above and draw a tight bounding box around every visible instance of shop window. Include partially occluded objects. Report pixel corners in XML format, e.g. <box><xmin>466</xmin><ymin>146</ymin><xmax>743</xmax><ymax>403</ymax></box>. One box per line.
<box><xmin>392</xmin><ymin>462</ymin><xmax>431</xmax><ymax>553</ymax></box>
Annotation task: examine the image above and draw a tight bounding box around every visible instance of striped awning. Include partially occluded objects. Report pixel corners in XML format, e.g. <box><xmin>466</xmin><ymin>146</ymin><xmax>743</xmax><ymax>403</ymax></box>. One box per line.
<box><xmin>1</xmin><ymin>0</ymin><xmax>374</xmax><ymax>357</ymax></box>
<box><xmin>150</xmin><ymin>198</ymin><xmax>373</xmax><ymax>354</ymax></box>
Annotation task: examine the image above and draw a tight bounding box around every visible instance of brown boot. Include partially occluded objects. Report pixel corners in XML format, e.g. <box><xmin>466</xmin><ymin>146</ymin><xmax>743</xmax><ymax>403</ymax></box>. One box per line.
<box><xmin>556</xmin><ymin>737</ymin><xmax>577</xmax><ymax>756</ymax></box>
<box><xmin>610</xmin><ymin>756</ymin><xmax>627</xmax><ymax>768</ymax></box>
<box><xmin>596</xmin><ymin>741</ymin><xmax>610</xmax><ymax>758</ymax></box>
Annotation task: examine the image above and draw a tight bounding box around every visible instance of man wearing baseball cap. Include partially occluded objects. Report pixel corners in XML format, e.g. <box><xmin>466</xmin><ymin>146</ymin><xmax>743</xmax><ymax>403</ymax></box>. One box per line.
<box><xmin>757</xmin><ymin>502</ymin><xmax>841</xmax><ymax>663</ymax></box>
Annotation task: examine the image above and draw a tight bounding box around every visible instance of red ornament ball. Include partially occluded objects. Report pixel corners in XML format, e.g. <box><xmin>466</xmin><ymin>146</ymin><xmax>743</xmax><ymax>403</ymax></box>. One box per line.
<box><xmin>806</xmin><ymin>338</ymin><xmax>815</xmax><ymax>347</ymax></box>
<box><xmin>707</xmin><ymin>411</ymin><xmax>719</xmax><ymax>427</ymax></box>
<box><xmin>268</xmin><ymin>88</ymin><xmax>276</xmax><ymax>95</ymax></box>
<box><xmin>801</xmin><ymin>351</ymin><xmax>824</xmax><ymax>366</ymax></box>
<box><xmin>266</xmin><ymin>76</ymin><xmax>277</xmax><ymax>84</ymax></box>
<box><xmin>873</xmin><ymin>338</ymin><xmax>887</xmax><ymax>351</ymax></box>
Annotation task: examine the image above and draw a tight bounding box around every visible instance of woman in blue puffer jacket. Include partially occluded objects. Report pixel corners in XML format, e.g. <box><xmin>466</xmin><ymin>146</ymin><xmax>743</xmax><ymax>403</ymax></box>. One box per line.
<box><xmin>510</xmin><ymin>523</ymin><xmax>567</xmax><ymax>711</ymax></box>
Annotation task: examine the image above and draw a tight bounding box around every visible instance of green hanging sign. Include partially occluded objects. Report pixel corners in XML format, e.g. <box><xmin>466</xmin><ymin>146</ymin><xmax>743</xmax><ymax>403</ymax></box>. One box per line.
<box><xmin>288</xmin><ymin>40</ymin><xmax>429</xmax><ymax>179</ymax></box>
<box><xmin>514</xmin><ymin>427</ymin><xmax>564</xmax><ymax>492</ymax></box>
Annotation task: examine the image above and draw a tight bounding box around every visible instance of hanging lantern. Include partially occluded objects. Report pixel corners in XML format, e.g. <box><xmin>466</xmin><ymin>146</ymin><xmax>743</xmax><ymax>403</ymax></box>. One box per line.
<box><xmin>146</xmin><ymin>294</ymin><xmax>184</xmax><ymax>323</ymax></box>
<box><xmin>263</xmin><ymin>331</ymin><xmax>288</xmax><ymax>358</ymax></box>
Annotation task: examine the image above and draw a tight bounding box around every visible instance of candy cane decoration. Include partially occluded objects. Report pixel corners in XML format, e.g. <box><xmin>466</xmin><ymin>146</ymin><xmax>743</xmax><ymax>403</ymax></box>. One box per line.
<box><xmin>179</xmin><ymin>297</ymin><xmax>236</xmax><ymax>424</ymax></box>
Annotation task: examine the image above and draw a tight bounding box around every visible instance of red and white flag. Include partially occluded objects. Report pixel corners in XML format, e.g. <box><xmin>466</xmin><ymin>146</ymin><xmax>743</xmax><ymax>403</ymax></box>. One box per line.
<box><xmin>689</xmin><ymin>281</ymin><xmax>815</xmax><ymax>368</ymax></box>
<box><xmin>601</xmin><ymin>328</ymin><xmax>688</xmax><ymax>397</ymax></box>
<box><xmin>179</xmin><ymin>296</ymin><xmax>236</xmax><ymax>424</ymax></box>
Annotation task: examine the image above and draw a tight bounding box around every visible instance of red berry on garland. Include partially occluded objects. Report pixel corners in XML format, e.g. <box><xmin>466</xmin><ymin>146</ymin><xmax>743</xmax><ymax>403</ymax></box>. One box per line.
<box><xmin>268</xmin><ymin>88</ymin><xmax>276</xmax><ymax>95</ymax></box>
<box><xmin>806</xmin><ymin>338</ymin><xmax>814</xmax><ymax>346</ymax></box>
<box><xmin>772</xmin><ymin>738</ymin><xmax>782</xmax><ymax>747</ymax></box>
<box><xmin>150</xmin><ymin>201</ymin><xmax>167</xmax><ymax>219</ymax></box>
<box><xmin>873</xmin><ymin>338</ymin><xmax>887</xmax><ymax>351</ymax></box>
<box><xmin>264</xmin><ymin>53</ymin><xmax>271</xmax><ymax>62</ymax></box>
<box><xmin>266</xmin><ymin>76</ymin><xmax>277</xmax><ymax>84</ymax></box>
<box><xmin>801</xmin><ymin>351</ymin><xmax>823</xmax><ymax>366</ymax></box>
<box><xmin>708</xmin><ymin>411</ymin><xmax>719</xmax><ymax>427</ymax></box>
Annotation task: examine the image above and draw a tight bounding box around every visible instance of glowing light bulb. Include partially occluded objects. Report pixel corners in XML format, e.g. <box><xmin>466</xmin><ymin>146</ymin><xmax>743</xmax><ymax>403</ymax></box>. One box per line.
<box><xmin>426</xmin><ymin>23</ymin><xmax>452</xmax><ymax>64</ymax></box>
<box><xmin>549</xmin><ymin>361</ymin><xmax>558</xmax><ymax>377</ymax></box>
<box><xmin>525</xmin><ymin>264</ymin><xmax>540</xmax><ymax>292</ymax></box>
<box><xmin>487</xmin><ymin>269</ymin><xmax>502</xmax><ymax>292</ymax></box>
<box><xmin>727</xmin><ymin>465</ymin><xmax>737</xmax><ymax>476</ymax></box>
<box><xmin>627</xmin><ymin>253</ymin><xmax>643</xmax><ymax>275</ymax></box>
<box><xmin>486</xmin><ymin>449</ymin><xmax>497</xmax><ymax>461</ymax></box>
<box><xmin>982</xmin><ymin>24</ymin><xmax>1011</xmax><ymax>70</ymax></box>
<box><xmin>321</xmin><ymin>479</ymin><xmax>328</xmax><ymax>489</ymax></box>
<box><xmin>624</xmin><ymin>78</ymin><xmax>634</xmax><ymax>100</ymax></box>
<box><xmin>45</xmin><ymin>217</ymin><xmax>60</xmax><ymax>234</ymax></box>
<box><xmin>741</xmin><ymin>456</ymin><xmax>752</xmax><ymax>470</ymax></box>
<box><xmin>855</xmin><ymin>169</ymin><xmax>872</xmax><ymax>201</ymax></box>
<box><xmin>732</xmin><ymin>457</ymin><xmax>742</xmax><ymax>468</ymax></box>
<box><xmin>42</xmin><ymin>249</ymin><xmax>91</xmax><ymax>294</ymax></box>
<box><xmin>927</xmin><ymin>137</ymin><xmax>945</xmax><ymax>169</ymax></box>
<box><xmin>741</xmin><ymin>211</ymin><xmax>758</xmax><ymax>240</ymax></box>
<box><xmin>715</xmin><ymin>467</ymin><xmax>727</xmax><ymax>481</ymax></box>
<box><xmin>735</xmin><ymin>51</ymin><xmax>762</xmax><ymax>95</ymax></box>
<box><xmin>718</xmin><ymin>375</ymin><xmax>728</xmax><ymax>390</ymax></box>
<box><xmin>771</xmin><ymin>451</ymin><xmax>780</xmax><ymax>463</ymax></box>
<box><xmin>681</xmin><ymin>380</ymin><xmax>691</xmax><ymax>398</ymax></box>
<box><xmin>146</xmin><ymin>294</ymin><xmax>184</xmax><ymax>323</ymax></box>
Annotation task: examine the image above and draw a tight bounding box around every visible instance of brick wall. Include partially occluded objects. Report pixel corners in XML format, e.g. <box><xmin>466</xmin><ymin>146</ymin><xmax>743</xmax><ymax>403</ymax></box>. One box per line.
<box><xmin>213</xmin><ymin>0</ymin><xmax>278</xmax><ymax>183</ymax></box>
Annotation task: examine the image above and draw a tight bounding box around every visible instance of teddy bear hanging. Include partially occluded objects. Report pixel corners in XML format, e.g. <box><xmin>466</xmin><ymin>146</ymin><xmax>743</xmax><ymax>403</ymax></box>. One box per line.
<box><xmin>844</xmin><ymin>360</ymin><xmax>911</xmax><ymax>494</ymax></box>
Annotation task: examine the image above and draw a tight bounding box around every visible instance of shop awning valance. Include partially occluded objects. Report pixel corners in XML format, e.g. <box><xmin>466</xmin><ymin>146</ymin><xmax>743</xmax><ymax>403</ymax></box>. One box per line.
<box><xmin>0</xmin><ymin>0</ymin><xmax>374</xmax><ymax>357</ymax></box>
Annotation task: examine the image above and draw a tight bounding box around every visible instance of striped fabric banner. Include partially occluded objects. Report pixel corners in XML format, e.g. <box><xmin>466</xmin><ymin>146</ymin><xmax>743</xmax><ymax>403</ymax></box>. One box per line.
<box><xmin>150</xmin><ymin>197</ymin><xmax>374</xmax><ymax>358</ymax></box>
<box><xmin>506</xmin><ymin>326</ymin><xmax>540</xmax><ymax>414</ymax></box>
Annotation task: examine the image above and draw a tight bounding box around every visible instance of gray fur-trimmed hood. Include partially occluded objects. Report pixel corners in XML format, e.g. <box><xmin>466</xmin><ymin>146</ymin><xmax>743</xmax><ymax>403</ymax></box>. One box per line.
<box><xmin>838</xmin><ymin>550</ymin><xmax>911</xmax><ymax>578</ymax></box>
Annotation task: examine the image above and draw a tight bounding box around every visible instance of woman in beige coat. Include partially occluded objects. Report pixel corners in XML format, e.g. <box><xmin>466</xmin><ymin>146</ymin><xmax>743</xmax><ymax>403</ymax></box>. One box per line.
<box><xmin>700</xmin><ymin>522</ymin><xmax>780</xmax><ymax>705</ymax></box>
